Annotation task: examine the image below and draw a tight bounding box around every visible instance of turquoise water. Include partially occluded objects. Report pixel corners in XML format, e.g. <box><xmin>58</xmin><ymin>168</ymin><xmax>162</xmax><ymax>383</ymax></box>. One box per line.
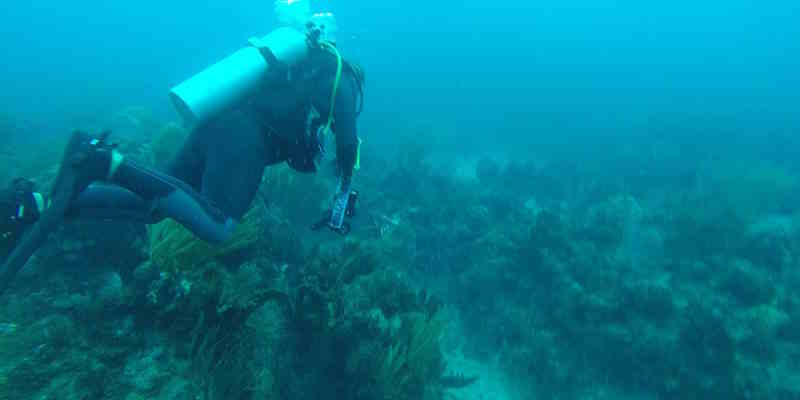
<box><xmin>1</xmin><ymin>1</ymin><xmax>799</xmax><ymax>399</ymax></box>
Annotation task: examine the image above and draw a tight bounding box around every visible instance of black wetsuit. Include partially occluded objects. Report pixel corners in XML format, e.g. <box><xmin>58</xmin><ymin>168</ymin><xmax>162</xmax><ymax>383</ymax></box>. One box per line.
<box><xmin>167</xmin><ymin>47</ymin><xmax>361</xmax><ymax>220</ymax></box>
<box><xmin>0</xmin><ymin>46</ymin><xmax>361</xmax><ymax>293</ymax></box>
<box><xmin>75</xmin><ymin>46</ymin><xmax>360</xmax><ymax>236</ymax></box>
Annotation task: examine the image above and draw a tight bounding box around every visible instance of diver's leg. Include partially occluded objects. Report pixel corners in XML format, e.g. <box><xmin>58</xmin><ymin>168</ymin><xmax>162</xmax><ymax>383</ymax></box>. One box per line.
<box><xmin>165</xmin><ymin>124</ymin><xmax>207</xmax><ymax>191</ymax></box>
<box><xmin>200</xmin><ymin>110</ymin><xmax>272</xmax><ymax>220</ymax></box>
<box><xmin>66</xmin><ymin>183</ymin><xmax>157</xmax><ymax>223</ymax></box>
<box><xmin>0</xmin><ymin>131</ymin><xmax>234</xmax><ymax>296</ymax></box>
<box><xmin>26</xmin><ymin>129</ymin><xmax>239</xmax><ymax>242</ymax></box>
<box><xmin>111</xmin><ymin>157</ymin><xmax>235</xmax><ymax>242</ymax></box>
<box><xmin>44</xmin><ymin>131</ymin><xmax>234</xmax><ymax>242</ymax></box>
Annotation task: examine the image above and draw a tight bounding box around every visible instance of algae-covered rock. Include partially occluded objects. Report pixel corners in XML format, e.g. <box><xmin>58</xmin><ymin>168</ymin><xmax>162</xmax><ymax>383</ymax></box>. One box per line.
<box><xmin>742</xmin><ymin>304</ymin><xmax>790</xmax><ymax>338</ymax></box>
<box><xmin>678</xmin><ymin>301</ymin><xmax>737</xmax><ymax>384</ymax></box>
<box><xmin>157</xmin><ymin>377</ymin><xmax>197</xmax><ymax>400</ymax></box>
<box><xmin>528</xmin><ymin>208</ymin><xmax>572</xmax><ymax>259</ymax></box>
<box><xmin>619</xmin><ymin>280</ymin><xmax>675</xmax><ymax>322</ymax></box>
<box><xmin>717</xmin><ymin>259</ymin><xmax>776</xmax><ymax>307</ymax></box>
<box><xmin>2</xmin><ymin>315</ymin><xmax>80</xmax><ymax>397</ymax></box>
<box><xmin>51</xmin><ymin>293</ymin><xmax>92</xmax><ymax>313</ymax></box>
<box><xmin>122</xmin><ymin>346</ymin><xmax>169</xmax><ymax>395</ymax></box>
<box><xmin>30</xmin><ymin>314</ymin><xmax>78</xmax><ymax>349</ymax></box>
<box><xmin>94</xmin><ymin>271</ymin><xmax>125</xmax><ymax>309</ymax></box>
<box><xmin>744</xmin><ymin>214</ymin><xmax>797</xmax><ymax>272</ymax></box>
<box><xmin>734</xmin><ymin>304</ymin><xmax>788</xmax><ymax>365</ymax></box>
<box><xmin>579</xmin><ymin>195</ymin><xmax>643</xmax><ymax>249</ymax></box>
<box><xmin>664</xmin><ymin>195</ymin><xmax>748</xmax><ymax>262</ymax></box>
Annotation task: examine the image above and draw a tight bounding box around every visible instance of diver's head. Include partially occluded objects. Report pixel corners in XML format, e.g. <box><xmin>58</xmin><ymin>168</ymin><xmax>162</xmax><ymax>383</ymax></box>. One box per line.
<box><xmin>274</xmin><ymin>0</ymin><xmax>337</xmax><ymax>44</ymax></box>
<box><xmin>307</xmin><ymin>11</ymin><xmax>338</xmax><ymax>43</ymax></box>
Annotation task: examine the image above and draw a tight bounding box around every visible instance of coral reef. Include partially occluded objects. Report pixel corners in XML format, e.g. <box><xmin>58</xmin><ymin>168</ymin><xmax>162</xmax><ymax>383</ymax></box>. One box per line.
<box><xmin>1</xmin><ymin>107</ymin><xmax>799</xmax><ymax>400</ymax></box>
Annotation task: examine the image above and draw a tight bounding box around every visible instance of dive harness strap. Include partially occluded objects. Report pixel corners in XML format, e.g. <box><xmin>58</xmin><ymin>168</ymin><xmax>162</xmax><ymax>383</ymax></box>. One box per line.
<box><xmin>318</xmin><ymin>41</ymin><xmax>362</xmax><ymax>171</ymax></box>
<box><xmin>320</xmin><ymin>41</ymin><xmax>342</xmax><ymax>135</ymax></box>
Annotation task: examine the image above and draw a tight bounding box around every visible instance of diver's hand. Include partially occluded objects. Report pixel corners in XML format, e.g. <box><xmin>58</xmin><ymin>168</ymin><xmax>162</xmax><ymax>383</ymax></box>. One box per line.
<box><xmin>311</xmin><ymin>187</ymin><xmax>358</xmax><ymax>236</ymax></box>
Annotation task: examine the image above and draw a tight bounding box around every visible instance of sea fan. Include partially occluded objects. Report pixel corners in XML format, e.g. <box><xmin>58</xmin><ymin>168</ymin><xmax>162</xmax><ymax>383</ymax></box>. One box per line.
<box><xmin>375</xmin><ymin>311</ymin><xmax>447</xmax><ymax>399</ymax></box>
<box><xmin>148</xmin><ymin>202</ymin><xmax>265</xmax><ymax>274</ymax></box>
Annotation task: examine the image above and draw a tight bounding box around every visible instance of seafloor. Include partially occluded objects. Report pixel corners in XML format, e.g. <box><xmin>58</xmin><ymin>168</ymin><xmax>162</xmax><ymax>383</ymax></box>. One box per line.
<box><xmin>1</xmin><ymin>110</ymin><xmax>799</xmax><ymax>400</ymax></box>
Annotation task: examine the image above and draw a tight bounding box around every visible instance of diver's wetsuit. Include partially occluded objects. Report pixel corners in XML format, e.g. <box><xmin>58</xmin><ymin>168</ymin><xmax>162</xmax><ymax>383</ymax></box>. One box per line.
<box><xmin>90</xmin><ymin>45</ymin><xmax>361</xmax><ymax>227</ymax></box>
<box><xmin>167</xmin><ymin>46</ymin><xmax>361</xmax><ymax>220</ymax></box>
<box><xmin>0</xmin><ymin>45</ymin><xmax>361</xmax><ymax>294</ymax></box>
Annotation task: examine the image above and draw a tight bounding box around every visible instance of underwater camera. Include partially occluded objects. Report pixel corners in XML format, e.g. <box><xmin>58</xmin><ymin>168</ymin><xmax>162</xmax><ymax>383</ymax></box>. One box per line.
<box><xmin>311</xmin><ymin>190</ymin><xmax>358</xmax><ymax>236</ymax></box>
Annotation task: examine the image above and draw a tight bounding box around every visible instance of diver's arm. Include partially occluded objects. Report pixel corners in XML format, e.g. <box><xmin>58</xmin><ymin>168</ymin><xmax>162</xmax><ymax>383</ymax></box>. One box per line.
<box><xmin>332</xmin><ymin>72</ymin><xmax>360</xmax><ymax>185</ymax></box>
<box><xmin>321</xmin><ymin>73</ymin><xmax>360</xmax><ymax>231</ymax></box>
<box><xmin>66</xmin><ymin>183</ymin><xmax>156</xmax><ymax>223</ymax></box>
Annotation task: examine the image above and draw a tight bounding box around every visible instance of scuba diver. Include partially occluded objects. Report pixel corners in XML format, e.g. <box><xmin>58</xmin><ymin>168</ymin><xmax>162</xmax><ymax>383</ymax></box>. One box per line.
<box><xmin>0</xmin><ymin>14</ymin><xmax>364</xmax><ymax>296</ymax></box>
